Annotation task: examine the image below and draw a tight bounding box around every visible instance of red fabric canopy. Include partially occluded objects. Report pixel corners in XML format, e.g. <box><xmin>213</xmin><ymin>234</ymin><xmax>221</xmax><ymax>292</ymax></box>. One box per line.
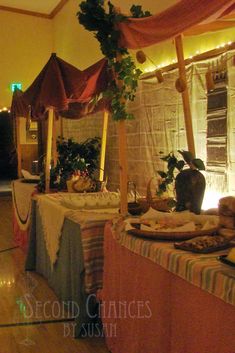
<box><xmin>11</xmin><ymin>89</ymin><xmax>29</xmax><ymax>119</ymax></box>
<box><xmin>23</xmin><ymin>53</ymin><xmax>84</xmax><ymax>117</ymax></box>
<box><xmin>77</xmin><ymin>58</ymin><xmax>111</xmax><ymax>103</ymax></box>
<box><xmin>11</xmin><ymin>54</ymin><xmax>111</xmax><ymax>120</ymax></box>
<box><xmin>117</xmin><ymin>0</ymin><xmax>235</xmax><ymax>49</ymax></box>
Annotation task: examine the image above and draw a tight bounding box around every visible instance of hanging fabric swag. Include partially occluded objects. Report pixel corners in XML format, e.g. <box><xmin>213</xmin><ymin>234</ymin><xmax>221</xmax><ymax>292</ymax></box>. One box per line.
<box><xmin>117</xmin><ymin>0</ymin><xmax>235</xmax><ymax>49</ymax></box>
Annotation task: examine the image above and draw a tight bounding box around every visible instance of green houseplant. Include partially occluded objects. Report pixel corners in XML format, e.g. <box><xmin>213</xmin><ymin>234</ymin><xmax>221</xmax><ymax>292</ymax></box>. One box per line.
<box><xmin>78</xmin><ymin>1</ymin><xmax>151</xmax><ymax>121</ymax></box>
<box><xmin>38</xmin><ymin>137</ymin><xmax>101</xmax><ymax>192</ymax></box>
<box><xmin>157</xmin><ymin>150</ymin><xmax>206</xmax><ymax>214</ymax></box>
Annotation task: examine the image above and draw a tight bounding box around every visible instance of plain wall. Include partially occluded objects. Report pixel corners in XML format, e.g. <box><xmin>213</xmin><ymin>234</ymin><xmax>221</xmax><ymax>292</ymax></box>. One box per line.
<box><xmin>0</xmin><ymin>0</ymin><xmax>235</xmax><ymax>106</ymax></box>
<box><xmin>0</xmin><ymin>11</ymin><xmax>53</xmax><ymax>107</ymax></box>
<box><xmin>52</xmin><ymin>0</ymin><xmax>101</xmax><ymax>70</ymax></box>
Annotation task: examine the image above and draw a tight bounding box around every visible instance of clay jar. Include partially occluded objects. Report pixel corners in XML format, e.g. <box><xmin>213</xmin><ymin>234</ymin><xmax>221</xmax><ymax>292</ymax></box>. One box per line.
<box><xmin>175</xmin><ymin>168</ymin><xmax>206</xmax><ymax>214</ymax></box>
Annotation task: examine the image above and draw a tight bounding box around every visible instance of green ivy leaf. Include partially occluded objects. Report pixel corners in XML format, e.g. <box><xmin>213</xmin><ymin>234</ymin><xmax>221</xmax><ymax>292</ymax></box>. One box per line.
<box><xmin>176</xmin><ymin>160</ymin><xmax>185</xmax><ymax>171</ymax></box>
<box><xmin>167</xmin><ymin>155</ymin><xmax>177</xmax><ymax>170</ymax></box>
<box><xmin>192</xmin><ymin>158</ymin><xmax>205</xmax><ymax>170</ymax></box>
<box><xmin>158</xmin><ymin>183</ymin><xmax>167</xmax><ymax>192</ymax></box>
<box><xmin>77</xmin><ymin>0</ymin><xmax>150</xmax><ymax>121</ymax></box>
<box><xmin>157</xmin><ymin>171</ymin><xmax>167</xmax><ymax>178</ymax></box>
<box><xmin>130</xmin><ymin>5</ymin><xmax>152</xmax><ymax>18</ymax></box>
<box><xmin>160</xmin><ymin>153</ymin><xmax>170</xmax><ymax>162</ymax></box>
<box><xmin>165</xmin><ymin>177</ymin><xmax>174</xmax><ymax>184</ymax></box>
<box><xmin>178</xmin><ymin>150</ymin><xmax>193</xmax><ymax>163</ymax></box>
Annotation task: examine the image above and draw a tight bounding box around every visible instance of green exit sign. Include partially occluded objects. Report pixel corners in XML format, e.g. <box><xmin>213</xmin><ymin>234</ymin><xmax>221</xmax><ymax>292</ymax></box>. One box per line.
<box><xmin>11</xmin><ymin>83</ymin><xmax>22</xmax><ymax>92</ymax></box>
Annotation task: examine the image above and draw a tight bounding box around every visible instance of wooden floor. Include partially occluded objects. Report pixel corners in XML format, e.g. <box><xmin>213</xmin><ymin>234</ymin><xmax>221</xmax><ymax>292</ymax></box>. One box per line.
<box><xmin>0</xmin><ymin>196</ymin><xmax>110</xmax><ymax>353</ymax></box>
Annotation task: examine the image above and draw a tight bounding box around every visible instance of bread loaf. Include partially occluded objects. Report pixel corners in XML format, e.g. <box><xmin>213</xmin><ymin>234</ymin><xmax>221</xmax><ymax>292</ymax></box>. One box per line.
<box><xmin>219</xmin><ymin>215</ymin><xmax>235</xmax><ymax>229</ymax></box>
<box><xmin>219</xmin><ymin>196</ymin><xmax>235</xmax><ymax>216</ymax></box>
<box><xmin>218</xmin><ymin>227</ymin><xmax>235</xmax><ymax>240</ymax></box>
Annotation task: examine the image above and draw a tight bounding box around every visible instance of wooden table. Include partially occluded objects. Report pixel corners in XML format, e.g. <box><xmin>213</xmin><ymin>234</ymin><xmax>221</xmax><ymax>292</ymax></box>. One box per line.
<box><xmin>25</xmin><ymin>194</ymin><xmax>117</xmax><ymax>337</ymax></box>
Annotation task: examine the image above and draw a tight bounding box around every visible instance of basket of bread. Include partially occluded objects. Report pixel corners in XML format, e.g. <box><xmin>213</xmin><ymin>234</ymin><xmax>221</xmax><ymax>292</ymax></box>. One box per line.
<box><xmin>216</xmin><ymin>196</ymin><xmax>235</xmax><ymax>264</ymax></box>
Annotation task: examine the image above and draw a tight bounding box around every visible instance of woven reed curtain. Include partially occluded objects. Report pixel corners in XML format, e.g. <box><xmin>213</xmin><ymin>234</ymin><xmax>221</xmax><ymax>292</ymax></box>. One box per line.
<box><xmin>223</xmin><ymin>50</ymin><xmax>235</xmax><ymax>193</ymax></box>
<box><xmin>62</xmin><ymin>112</ymin><xmax>104</xmax><ymax>142</ymax></box>
<box><xmin>190</xmin><ymin>50</ymin><xmax>235</xmax><ymax>195</ymax></box>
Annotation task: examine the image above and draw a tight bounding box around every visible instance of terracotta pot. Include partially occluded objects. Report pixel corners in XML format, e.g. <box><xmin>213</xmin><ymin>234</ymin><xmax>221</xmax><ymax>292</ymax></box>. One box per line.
<box><xmin>175</xmin><ymin>169</ymin><xmax>206</xmax><ymax>214</ymax></box>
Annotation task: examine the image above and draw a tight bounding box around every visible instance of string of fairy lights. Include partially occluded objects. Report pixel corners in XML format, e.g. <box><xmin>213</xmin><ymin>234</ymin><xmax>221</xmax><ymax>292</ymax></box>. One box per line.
<box><xmin>141</xmin><ymin>40</ymin><xmax>234</xmax><ymax>73</ymax></box>
<box><xmin>0</xmin><ymin>107</ymin><xmax>10</xmax><ymax>113</ymax></box>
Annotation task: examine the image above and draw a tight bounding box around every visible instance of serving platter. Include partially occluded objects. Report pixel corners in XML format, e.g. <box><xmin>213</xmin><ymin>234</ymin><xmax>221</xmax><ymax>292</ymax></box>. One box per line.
<box><xmin>175</xmin><ymin>242</ymin><xmax>231</xmax><ymax>253</ymax></box>
<box><xmin>127</xmin><ymin>223</ymin><xmax>218</xmax><ymax>241</ymax></box>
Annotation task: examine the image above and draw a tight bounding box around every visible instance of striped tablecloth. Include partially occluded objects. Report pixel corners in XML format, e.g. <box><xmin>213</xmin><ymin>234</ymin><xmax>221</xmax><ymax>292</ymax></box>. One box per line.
<box><xmin>68</xmin><ymin>211</ymin><xmax>118</xmax><ymax>294</ymax></box>
<box><xmin>12</xmin><ymin>180</ymin><xmax>38</xmax><ymax>251</ymax></box>
<box><xmin>35</xmin><ymin>193</ymin><xmax>118</xmax><ymax>294</ymax></box>
<box><xmin>112</xmin><ymin>217</ymin><xmax>235</xmax><ymax>306</ymax></box>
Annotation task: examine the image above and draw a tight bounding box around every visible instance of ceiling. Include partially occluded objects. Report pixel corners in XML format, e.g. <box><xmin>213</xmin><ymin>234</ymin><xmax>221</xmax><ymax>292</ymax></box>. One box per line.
<box><xmin>0</xmin><ymin>0</ymin><xmax>180</xmax><ymax>16</ymax></box>
<box><xmin>0</xmin><ymin>0</ymin><xmax>63</xmax><ymax>15</ymax></box>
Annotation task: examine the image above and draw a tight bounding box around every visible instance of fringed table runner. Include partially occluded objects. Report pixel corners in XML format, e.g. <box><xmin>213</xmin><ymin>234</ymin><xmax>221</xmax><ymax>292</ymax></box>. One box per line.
<box><xmin>12</xmin><ymin>180</ymin><xmax>38</xmax><ymax>250</ymax></box>
<box><xmin>12</xmin><ymin>180</ymin><xmax>37</xmax><ymax>231</ymax></box>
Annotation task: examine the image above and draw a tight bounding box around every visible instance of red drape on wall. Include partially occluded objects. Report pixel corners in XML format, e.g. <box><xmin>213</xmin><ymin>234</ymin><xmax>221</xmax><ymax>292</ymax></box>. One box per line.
<box><xmin>117</xmin><ymin>0</ymin><xmax>235</xmax><ymax>49</ymax></box>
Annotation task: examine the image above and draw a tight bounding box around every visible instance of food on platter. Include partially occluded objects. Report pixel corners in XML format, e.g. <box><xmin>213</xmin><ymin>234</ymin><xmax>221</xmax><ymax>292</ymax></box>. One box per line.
<box><xmin>140</xmin><ymin>219</ymin><xmax>197</xmax><ymax>232</ymax></box>
<box><xmin>138</xmin><ymin>217</ymin><xmax>217</xmax><ymax>233</ymax></box>
<box><xmin>125</xmin><ymin>209</ymin><xmax>219</xmax><ymax>240</ymax></box>
<box><xmin>175</xmin><ymin>235</ymin><xmax>230</xmax><ymax>253</ymax></box>
<box><xmin>226</xmin><ymin>248</ymin><xmax>235</xmax><ymax>263</ymax></box>
<box><xmin>218</xmin><ymin>227</ymin><xmax>235</xmax><ymax>240</ymax></box>
<box><xmin>72</xmin><ymin>176</ymin><xmax>96</xmax><ymax>192</ymax></box>
<box><xmin>219</xmin><ymin>215</ymin><xmax>235</xmax><ymax>229</ymax></box>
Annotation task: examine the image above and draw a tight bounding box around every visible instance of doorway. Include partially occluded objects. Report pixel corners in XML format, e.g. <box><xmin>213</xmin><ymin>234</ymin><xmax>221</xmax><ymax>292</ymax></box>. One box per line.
<box><xmin>0</xmin><ymin>111</ymin><xmax>17</xmax><ymax>180</ymax></box>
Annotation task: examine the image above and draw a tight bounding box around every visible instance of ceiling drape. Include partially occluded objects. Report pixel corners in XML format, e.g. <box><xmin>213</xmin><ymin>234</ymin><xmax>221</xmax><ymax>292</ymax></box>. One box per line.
<box><xmin>117</xmin><ymin>0</ymin><xmax>235</xmax><ymax>49</ymax></box>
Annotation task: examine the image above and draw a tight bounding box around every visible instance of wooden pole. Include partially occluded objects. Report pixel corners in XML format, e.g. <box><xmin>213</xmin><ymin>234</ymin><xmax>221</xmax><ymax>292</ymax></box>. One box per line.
<box><xmin>45</xmin><ymin>108</ymin><xmax>54</xmax><ymax>193</ymax></box>
<box><xmin>52</xmin><ymin>113</ymin><xmax>57</xmax><ymax>166</ymax></box>
<box><xmin>114</xmin><ymin>52</ymin><xmax>128</xmax><ymax>216</ymax></box>
<box><xmin>99</xmin><ymin>110</ymin><xmax>109</xmax><ymax>181</ymax></box>
<box><xmin>175</xmin><ymin>34</ymin><xmax>196</xmax><ymax>156</ymax></box>
<box><xmin>16</xmin><ymin>116</ymin><xmax>22</xmax><ymax>178</ymax></box>
<box><xmin>60</xmin><ymin>116</ymin><xmax>63</xmax><ymax>142</ymax></box>
<box><xmin>118</xmin><ymin>119</ymin><xmax>128</xmax><ymax>215</ymax></box>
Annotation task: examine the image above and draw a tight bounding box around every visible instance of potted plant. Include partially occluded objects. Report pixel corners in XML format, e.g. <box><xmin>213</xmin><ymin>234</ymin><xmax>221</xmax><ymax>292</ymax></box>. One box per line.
<box><xmin>38</xmin><ymin>137</ymin><xmax>101</xmax><ymax>192</ymax></box>
<box><xmin>157</xmin><ymin>150</ymin><xmax>206</xmax><ymax>214</ymax></box>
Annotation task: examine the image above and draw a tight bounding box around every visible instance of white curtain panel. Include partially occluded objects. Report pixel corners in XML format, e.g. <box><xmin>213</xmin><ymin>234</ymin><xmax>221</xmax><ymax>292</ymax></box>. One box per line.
<box><xmin>62</xmin><ymin>49</ymin><xmax>235</xmax><ymax>198</ymax></box>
